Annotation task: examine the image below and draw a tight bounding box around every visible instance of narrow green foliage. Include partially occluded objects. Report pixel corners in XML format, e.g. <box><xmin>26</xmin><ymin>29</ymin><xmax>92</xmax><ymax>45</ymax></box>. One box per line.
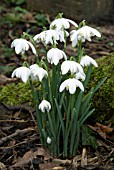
<box><xmin>8</xmin><ymin>13</ymin><xmax>105</xmax><ymax>157</ymax></box>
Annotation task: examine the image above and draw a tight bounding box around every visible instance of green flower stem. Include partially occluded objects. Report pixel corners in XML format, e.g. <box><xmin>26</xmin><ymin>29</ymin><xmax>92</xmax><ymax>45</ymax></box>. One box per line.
<box><xmin>66</xmin><ymin>93</ymin><xmax>75</xmax><ymax>130</ymax></box>
<box><xmin>29</xmin><ymin>79</ymin><xmax>43</xmax><ymax>143</ymax></box>
<box><xmin>73</xmin><ymin>121</ymin><xmax>80</xmax><ymax>156</ymax></box>
<box><xmin>23</xmin><ymin>32</ymin><xmax>39</xmax><ymax>63</ymax></box>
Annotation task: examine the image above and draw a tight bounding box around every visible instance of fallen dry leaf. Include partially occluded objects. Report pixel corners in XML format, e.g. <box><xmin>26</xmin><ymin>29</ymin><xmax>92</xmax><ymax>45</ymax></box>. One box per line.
<box><xmin>0</xmin><ymin>74</ymin><xmax>18</xmax><ymax>86</ymax></box>
<box><xmin>88</xmin><ymin>122</ymin><xmax>114</xmax><ymax>140</ymax></box>
<box><xmin>11</xmin><ymin>147</ymin><xmax>52</xmax><ymax>168</ymax></box>
<box><xmin>0</xmin><ymin>162</ymin><xmax>7</xmax><ymax>170</ymax></box>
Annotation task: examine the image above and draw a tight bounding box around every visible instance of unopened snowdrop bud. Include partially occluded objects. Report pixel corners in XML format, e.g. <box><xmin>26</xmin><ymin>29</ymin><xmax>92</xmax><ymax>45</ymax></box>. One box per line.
<box><xmin>11</xmin><ymin>67</ymin><xmax>31</xmax><ymax>83</ymax></box>
<box><xmin>47</xmin><ymin>48</ymin><xmax>67</xmax><ymax>65</ymax></box>
<box><xmin>47</xmin><ymin>137</ymin><xmax>51</xmax><ymax>144</ymax></box>
<box><xmin>39</xmin><ymin>100</ymin><xmax>51</xmax><ymax>113</ymax></box>
<box><xmin>80</xmin><ymin>55</ymin><xmax>98</xmax><ymax>67</ymax></box>
<box><xmin>11</xmin><ymin>38</ymin><xmax>36</xmax><ymax>55</ymax></box>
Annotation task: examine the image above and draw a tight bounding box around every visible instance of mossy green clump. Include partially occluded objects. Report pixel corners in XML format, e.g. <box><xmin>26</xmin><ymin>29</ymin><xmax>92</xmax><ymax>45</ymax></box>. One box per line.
<box><xmin>0</xmin><ymin>82</ymin><xmax>33</xmax><ymax>106</ymax></box>
<box><xmin>89</xmin><ymin>53</ymin><xmax>114</xmax><ymax>122</ymax></box>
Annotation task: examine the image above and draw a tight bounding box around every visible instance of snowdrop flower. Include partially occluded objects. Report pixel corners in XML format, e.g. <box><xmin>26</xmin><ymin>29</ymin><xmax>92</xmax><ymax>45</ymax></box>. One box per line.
<box><xmin>50</xmin><ymin>18</ymin><xmax>78</xmax><ymax>31</ymax></box>
<box><xmin>30</xmin><ymin>64</ymin><xmax>48</xmax><ymax>81</ymax></box>
<box><xmin>61</xmin><ymin>60</ymin><xmax>84</xmax><ymax>75</ymax></box>
<box><xmin>59</xmin><ymin>78</ymin><xmax>84</xmax><ymax>94</ymax></box>
<box><xmin>34</xmin><ymin>30</ymin><xmax>59</xmax><ymax>45</ymax></box>
<box><xmin>39</xmin><ymin>100</ymin><xmax>51</xmax><ymax>113</ymax></box>
<box><xmin>75</xmin><ymin>72</ymin><xmax>86</xmax><ymax>81</ymax></box>
<box><xmin>11</xmin><ymin>67</ymin><xmax>31</xmax><ymax>83</ymax></box>
<box><xmin>70</xmin><ymin>26</ymin><xmax>101</xmax><ymax>47</ymax></box>
<box><xmin>47</xmin><ymin>48</ymin><xmax>67</xmax><ymax>65</ymax></box>
<box><xmin>47</xmin><ymin>137</ymin><xmax>51</xmax><ymax>144</ymax></box>
<box><xmin>80</xmin><ymin>55</ymin><xmax>98</xmax><ymax>67</ymax></box>
<box><xmin>58</xmin><ymin>30</ymin><xmax>69</xmax><ymax>42</ymax></box>
<box><xmin>11</xmin><ymin>38</ymin><xmax>36</xmax><ymax>54</ymax></box>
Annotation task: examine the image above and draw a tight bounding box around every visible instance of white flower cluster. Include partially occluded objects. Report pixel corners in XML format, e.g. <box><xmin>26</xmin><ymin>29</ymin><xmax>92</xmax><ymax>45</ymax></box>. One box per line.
<box><xmin>11</xmin><ymin>15</ymin><xmax>100</xmax><ymax>112</ymax></box>
<box><xmin>12</xmin><ymin>64</ymin><xmax>48</xmax><ymax>83</ymax></box>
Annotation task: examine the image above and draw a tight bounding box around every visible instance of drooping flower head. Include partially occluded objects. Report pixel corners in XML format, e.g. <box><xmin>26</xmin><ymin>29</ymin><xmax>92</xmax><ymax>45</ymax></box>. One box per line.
<box><xmin>11</xmin><ymin>67</ymin><xmax>31</xmax><ymax>83</ymax></box>
<box><xmin>75</xmin><ymin>72</ymin><xmax>86</xmax><ymax>81</ymax></box>
<box><xmin>39</xmin><ymin>100</ymin><xmax>51</xmax><ymax>113</ymax></box>
<box><xmin>34</xmin><ymin>30</ymin><xmax>59</xmax><ymax>45</ymax></box>
<box><xmin>47</xmin><ymin>48</ymin><xmax>67</xmax><ymax>65</ymax></box>
<box><xmin>11</xmin><ymin>38</ymin><xmax>36</xmax><ymax>54</ymax></box>
<box><xmin>61</xmin><ymin>60</ymin><xmax>84</xmax><ymax>76</ymax></box>
<box><xmin>80</xmin><ymin>55</ymin><xmax>98</xmax><ymax>67</ymax></box>
<box><xmin>70</xmin><ymin>25</ymin><xmax>101</xmax><ymax>47</ymax></box>
<box><xmin>58</xmin><ymin>30</ymin><xmax>69</xmax><ymax>42</ymax></box>
<box><xmin>50</xmin><ymin>18</ymin><xmax>78</xmax><ymax>31</ymax></box>
<box><xmin>59</xmin><ymin>78</ymin><xmax>84</xmax><ymax>94</ymax></box>
<box><xmin>30</xmin><ymin>64</ymin><xmax>48</xmax><ymax>81</ymax></box>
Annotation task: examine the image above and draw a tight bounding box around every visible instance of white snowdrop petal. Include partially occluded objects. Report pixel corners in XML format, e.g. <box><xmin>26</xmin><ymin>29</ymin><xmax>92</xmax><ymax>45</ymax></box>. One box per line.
<box><xmin>27</xmin><ymin>41</ymin><xmax>36</xmax><ymax>55</ymax></box>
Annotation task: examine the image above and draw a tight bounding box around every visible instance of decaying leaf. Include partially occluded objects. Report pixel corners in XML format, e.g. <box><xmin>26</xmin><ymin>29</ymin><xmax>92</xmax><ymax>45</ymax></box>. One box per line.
<box><xmin>0</xmin><ymin>162</ymin><xmax>7</xmax><ymax>170</ymax></box>
<box><xmin>88</xmin><ymin>122</ymin><xmax>114</xmax><ymax>140</ymax></box>
<box><xmin>11</xmin><ymin>147</ymin><xmax>52</xmax><ymax>168</ymax></box>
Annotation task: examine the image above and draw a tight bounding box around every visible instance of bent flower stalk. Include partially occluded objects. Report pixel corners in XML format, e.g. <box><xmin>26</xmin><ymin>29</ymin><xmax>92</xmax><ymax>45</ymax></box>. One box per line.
<box><xmin>11</xmin><ymin>13</ymin><xmax>105</xmax><ymax>157</ymax></box>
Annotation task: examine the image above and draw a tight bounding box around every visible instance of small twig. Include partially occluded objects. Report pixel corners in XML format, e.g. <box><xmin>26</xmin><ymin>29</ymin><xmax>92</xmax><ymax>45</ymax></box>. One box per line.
<box><xmin>0</xmin><ymin>119</ymin><xmax>34</xmax><ymax>123</ymax></box>
<box><xmin>0</xmin><ymin>136</ymin><xmax>39</xmax><ymax>149</ymax></box>
<box><xmin>0</xmin><ymin>127</ymin><xmax>35</xmax><ymax>145</ymax></box>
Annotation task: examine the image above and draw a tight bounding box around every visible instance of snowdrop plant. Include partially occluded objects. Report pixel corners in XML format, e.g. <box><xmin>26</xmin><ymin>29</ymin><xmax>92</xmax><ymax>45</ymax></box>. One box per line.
<box><xmin>11</xmin><ymin>14</ymin><xmax>106</xmax><ymax>157</ymax></box>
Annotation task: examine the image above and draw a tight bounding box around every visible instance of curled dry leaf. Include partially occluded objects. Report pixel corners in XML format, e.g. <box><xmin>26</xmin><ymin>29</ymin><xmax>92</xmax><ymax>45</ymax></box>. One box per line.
<box><xmin>88</xmin><ymin>122</ymin><xmax>114</xmax><ymax>140</ymax></box>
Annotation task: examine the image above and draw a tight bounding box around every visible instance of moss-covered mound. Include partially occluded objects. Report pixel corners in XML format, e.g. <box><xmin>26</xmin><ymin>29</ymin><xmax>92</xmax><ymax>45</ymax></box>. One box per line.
<box><xmin>0</xmin><ymin>82</ymin><xmax>33</xmax><ymax>106</ymax></box>
<box><xmin>89</xmin><ymin>53</ymin><xmax>114</xmax><ymax>122</ymax></box>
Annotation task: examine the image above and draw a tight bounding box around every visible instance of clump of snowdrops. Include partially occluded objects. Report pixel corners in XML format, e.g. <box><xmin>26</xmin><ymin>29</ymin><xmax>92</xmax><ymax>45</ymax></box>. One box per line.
<box><xmin>11</xmin><ymin>13</ymin><xmax>106</xmax><ymax>157</ymax></box>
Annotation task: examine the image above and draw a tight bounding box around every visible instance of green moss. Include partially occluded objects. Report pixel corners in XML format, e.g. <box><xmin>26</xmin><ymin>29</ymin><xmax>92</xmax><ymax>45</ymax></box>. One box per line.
<box><xmin>89</xmin><ymin>53</ymin><xmax>114</xmax><ymax>122</ymax></box>
<box><xmin>0</xmin><ymin>82</ymin><xmax>33</xmax><ymax>106</ymax></box>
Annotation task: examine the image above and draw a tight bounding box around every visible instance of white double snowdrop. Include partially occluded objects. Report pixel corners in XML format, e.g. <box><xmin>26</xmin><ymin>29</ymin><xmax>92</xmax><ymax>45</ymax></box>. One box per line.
<box><xmin>47</xmin><ymin>48</ymin><xmax>67</xmax><ymax>65</ymax></box>
<box><xmin>59</xmin><ymin>78</ymin><xmax>84</xmax><ymax>94</ymax></box>
<box><xmin>39</xmin><ymin>100</ymin><xmax>51</xmax><ymax>113</ymax></box>
<box><xmin>50</xmin><ymin>18</ymin><xmax>78</xmax><ymax>31</ymax></box>
<box><xmin>70</xmin><ymin>25</ymin><xmax>101</xmax><ymax>47</ymax></box>
<box><xmin>75</xmin><ymin>72</ymin><xmax>86</xmax><ymax>81</ymax></box>
<box><xmin>80</xmin><ymin>55</ymin><xmax>98</xmax><ymax>67</ymax></box>
<box><xmin>58</xmin><ymin>30</ymin><xmax>69</xmax><ymax>42</ymax></box>
<box><xmin>11</xmin><ymin>38</ymin><xmax>36</xmax><ymax>54</ymax></box>
<box><xmin>30</xmin><ymin>64</ymin><xmax>48</xmax><ymax>81</ymax></box>
<box><xmin>11</xmin><ymin>67</ymin><xmax>31</xmax><ymax>83</ymax></box>
<box><xmin>61</xmin><ymin>60</ymin><xmax>84</xmax><ymax>76</ymax></box>
<box><xmin>34</xmin><ymin>29</ymin><xmax>59</xmax><ymax>45</ymax></box>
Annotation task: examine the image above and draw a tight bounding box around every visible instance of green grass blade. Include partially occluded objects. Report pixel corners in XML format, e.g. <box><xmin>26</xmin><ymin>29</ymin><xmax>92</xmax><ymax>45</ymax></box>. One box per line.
<box><xmin>94</xmin><ymin>77</ymin><xmax>107</xmax><ymax>93</ymax></box>
<box><xmin>79</xmin><ymin>108</ymin><xmax>95</xmax><ymax>125</ymax></box>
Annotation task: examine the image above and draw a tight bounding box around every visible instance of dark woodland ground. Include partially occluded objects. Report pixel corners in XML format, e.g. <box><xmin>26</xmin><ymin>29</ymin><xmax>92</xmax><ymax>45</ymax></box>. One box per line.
<box><xmin>0</xmin><ymin>1</ymin><xmax>114</xmax><ymax>169</ymax></box>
